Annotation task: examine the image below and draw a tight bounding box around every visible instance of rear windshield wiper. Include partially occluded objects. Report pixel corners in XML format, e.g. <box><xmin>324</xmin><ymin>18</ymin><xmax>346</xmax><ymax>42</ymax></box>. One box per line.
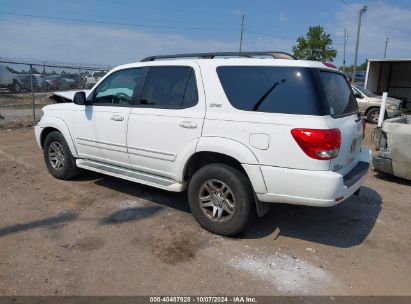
<box><xmin>252</xmin><ymin>79</ymin><xmax>286</xmax><ymax>111</ymax></box>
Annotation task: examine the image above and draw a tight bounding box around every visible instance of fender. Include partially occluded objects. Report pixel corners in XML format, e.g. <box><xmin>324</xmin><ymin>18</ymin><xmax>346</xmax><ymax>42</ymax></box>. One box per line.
<box><xmin>190</xmin><ymin>136</ymin><xmax>268</xmax><ymax>194</ymax></box>
<box><xmin>173</xmin><ymin>137</ymin><xmax>202</xmax><ymax>182</ymax></box>
<box><xmin>37</xmin><ymin>116</ymin><xmax>78</xmax><ymax>157</ymax></box>
<box><xmin>196</xmin><ymin>136</ymin><xmax>260</xmax><ymax>164</ymax></box>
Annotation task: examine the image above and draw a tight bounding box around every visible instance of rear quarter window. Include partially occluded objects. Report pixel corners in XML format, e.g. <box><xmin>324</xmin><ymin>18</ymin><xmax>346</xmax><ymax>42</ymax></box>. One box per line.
<box><xmin>320</xmin><ymin>71</ymin><xmax>358</xmax><ymax>116</ymax></box>
<box><xmin>216</xmin><ymin>66</ymin><xmax>324</xmax><ymax>115</ymax></box>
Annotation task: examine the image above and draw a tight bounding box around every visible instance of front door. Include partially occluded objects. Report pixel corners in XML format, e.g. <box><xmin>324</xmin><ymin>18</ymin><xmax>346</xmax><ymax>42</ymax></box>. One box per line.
<box><xmin>73</xmin><ymin>67</ymin><xmax>145</xmax><ymax>168</ymax></box>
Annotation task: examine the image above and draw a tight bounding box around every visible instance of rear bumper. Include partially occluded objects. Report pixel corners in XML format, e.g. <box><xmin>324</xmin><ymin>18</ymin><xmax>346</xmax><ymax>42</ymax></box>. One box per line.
<box><xmin>256</xmin><ymin>148</ymin><xmax>371</xmax><ymax>207</ymax></box>
<box><xmin>372</xmin><ymin>156</ymin><xmax>393</xmax><ymax>175</ymax></box>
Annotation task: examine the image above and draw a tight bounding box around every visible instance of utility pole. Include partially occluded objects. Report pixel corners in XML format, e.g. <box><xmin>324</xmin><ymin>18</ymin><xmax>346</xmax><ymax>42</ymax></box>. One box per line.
<box><xmin>343</xmin><ymin>28</ymin><xmax>349</xmax><ymax>72</ymax></box>
<box><xmin>384</xmin><ymin>37</ymin><xmax>389</xmax><ymax>58</ymax></box>
<box><xmin>239</xmin><ymin>14</ymin><xmax>245</xmax><ymax>52</ymax></box>
<box><xmin>352</xmin><ymin>5</ymin><xmax>367</xmax><ymax>84</ymax></box>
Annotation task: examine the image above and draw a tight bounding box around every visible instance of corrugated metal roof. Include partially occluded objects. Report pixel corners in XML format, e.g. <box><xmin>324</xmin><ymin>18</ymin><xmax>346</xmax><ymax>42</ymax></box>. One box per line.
<box><xmin>367</xmin><ymin>58</ymin><xmax>411</xmax><ymax>62</ymax></box>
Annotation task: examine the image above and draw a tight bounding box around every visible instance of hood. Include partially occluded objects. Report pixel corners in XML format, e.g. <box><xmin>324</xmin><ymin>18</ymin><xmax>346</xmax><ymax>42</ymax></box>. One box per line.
<box><xmin>367</xmin><ymin>96</ymin><xmax>402</xmax><ymax>106</ymax></box>
<box><xmin>48</xmin><ymin>90</ymin><xmax>91</xmax><ymax>103</ymax></box>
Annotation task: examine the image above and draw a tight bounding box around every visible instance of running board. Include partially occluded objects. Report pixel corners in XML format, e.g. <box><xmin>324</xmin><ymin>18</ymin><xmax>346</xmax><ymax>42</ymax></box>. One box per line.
<box><xmin>76</xmin><ymin>159</ymin><xmax>186</xmax><ymax>192</ymax></box>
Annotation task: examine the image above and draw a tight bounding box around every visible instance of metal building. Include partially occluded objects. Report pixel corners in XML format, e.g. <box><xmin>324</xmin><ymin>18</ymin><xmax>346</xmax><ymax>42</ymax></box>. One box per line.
<box><xmin>365</xmin><ymin>58</ymin><xmax>411</xmax><ymax>110</ymax></box>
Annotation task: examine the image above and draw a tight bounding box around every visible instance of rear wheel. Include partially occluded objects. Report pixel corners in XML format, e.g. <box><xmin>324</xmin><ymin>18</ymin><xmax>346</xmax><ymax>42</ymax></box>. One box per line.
<box><xmin>188</xmin><ymin>164</ymin><xmax>254</xmax><ymax>236</ymax></box>
<box><xmin>43</xmin><ymin>131</ymin><xmax>80</xmax><ymax>180</ymax></box>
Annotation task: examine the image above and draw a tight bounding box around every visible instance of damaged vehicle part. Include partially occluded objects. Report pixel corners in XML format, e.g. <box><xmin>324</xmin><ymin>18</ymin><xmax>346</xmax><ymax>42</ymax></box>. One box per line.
<box><xmin>373</xmin><ymin>116</ymin><xmax>411</xmax><ymax>180</ymax></box>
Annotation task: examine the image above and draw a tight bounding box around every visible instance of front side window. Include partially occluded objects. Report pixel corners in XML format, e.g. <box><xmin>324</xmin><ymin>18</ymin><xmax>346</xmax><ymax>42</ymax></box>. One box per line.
<box><xmin>94</xmin><ymin>68</ymin><xmax>144</xmax><ymax>105</ymax></box>
<box><xmin>217</xmin><ymin>66</ymin><xmax>323</xmax><ymax>115</ymax></box>
<box><xmin>139</xmin><ymin>66</ymin><xmax>198</xmax><ymax>108</ymax></box>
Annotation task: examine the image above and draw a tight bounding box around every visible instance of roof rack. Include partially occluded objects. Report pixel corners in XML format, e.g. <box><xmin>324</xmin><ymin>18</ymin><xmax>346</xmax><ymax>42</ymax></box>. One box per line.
<box><xmin>140</xmin><ymin>51</ymin><xmax>297</xmax><ymax>62</ymax></box>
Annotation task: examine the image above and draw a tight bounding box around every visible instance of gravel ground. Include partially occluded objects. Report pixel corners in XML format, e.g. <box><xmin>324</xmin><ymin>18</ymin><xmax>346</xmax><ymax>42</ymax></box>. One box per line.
<box><xmin>0</xmin><ymin>125</ymin><xmax>410</xmax><ymax>296</ymax></box>
<box><xmin>0</xmin><ymin>92</ymin><xmax>50</xmax><ymax>128</ymax></box>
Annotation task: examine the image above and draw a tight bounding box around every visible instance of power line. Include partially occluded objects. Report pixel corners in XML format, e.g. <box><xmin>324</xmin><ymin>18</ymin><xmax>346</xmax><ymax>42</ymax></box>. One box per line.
<box><xmin>0</xmin><ymin>10</ymin><xmax>239</xmax><ymax>32</ymax></box>
<box><xmin>0</xmin><ymin>10</ymin><xmax>326</xmax><ymax>44</ymax></box>
<box><xmin>244</xmin><ymin>30</ymin><xmax>296</xmax><ymax>40</ymax></box>
<box><xmin>338</xmin><ymin>0</ymin><xmax>357</xmax><ymax>11</ymax></box>
<box><xmin>0</xmin><ymin>10</ymin><xmax>345</xmax><ymax>51</ymax></box>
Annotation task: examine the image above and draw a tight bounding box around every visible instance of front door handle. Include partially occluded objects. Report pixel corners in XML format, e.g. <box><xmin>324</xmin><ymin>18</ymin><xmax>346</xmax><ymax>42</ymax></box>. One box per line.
<box><xmin>179</xmin><ymin>121</ymin><xmax>198</xmax><ymax>129</ymax></box>
<box><xmin>111</xmin><ymin>114</ymin><xmax>124</xmax><ymax>121</ymax></box>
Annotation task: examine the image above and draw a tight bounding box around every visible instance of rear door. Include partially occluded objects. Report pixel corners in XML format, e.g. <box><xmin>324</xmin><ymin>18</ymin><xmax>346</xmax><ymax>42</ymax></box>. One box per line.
<box><xmin>319</xmin><ymin>70</ymin><xmax>363</xmax><ymax>174</ymax></box>
<box><xmin>127</xmin><ymin>64</ymin><xmax>205</xmax><ymax>180</ymax></box>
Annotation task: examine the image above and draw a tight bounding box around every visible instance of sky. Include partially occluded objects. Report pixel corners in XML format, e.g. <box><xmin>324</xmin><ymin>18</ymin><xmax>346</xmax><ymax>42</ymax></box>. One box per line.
<box><xmin>0</xmin><ymin>0</ymin><xmax>410</xmax><ymax>68</ymax></box>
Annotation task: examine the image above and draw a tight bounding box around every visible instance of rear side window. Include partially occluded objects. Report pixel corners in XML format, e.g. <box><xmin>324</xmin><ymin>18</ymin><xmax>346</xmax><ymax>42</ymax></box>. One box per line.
<box><xmin>217</xmin><ymin>66</ymin><xmax>323</xmax><ymax>115</ymax></box>
<box><xmin>320</xmin><ymin>71</ymin><xmax>358</xmax><ymax>116</ymax></box>
<box><xmin>140</xmin><ymin>66</ymin><xmax>198</xmax><ymax>108</ymax></box>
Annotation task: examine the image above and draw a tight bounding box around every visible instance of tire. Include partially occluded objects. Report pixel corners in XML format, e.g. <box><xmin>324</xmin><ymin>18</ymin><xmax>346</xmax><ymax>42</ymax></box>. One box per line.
<box><xmin>188</xmin><ymin>163</ymin><xmax>255</xmax><ymax>236</ymax></box>
<box><xmin>366</xmin><ymin>108</ymin><xmax>387</xmax><ymax>124</ymax></box>
<box><xmin>11</xmin><ymin>80</ymin><xmax>22</xmax><ymax>93</ymax></box>
<box><xmin>43</xmin><ymin>131</ymin><xmax>80</xmax><ymax>180</ymax></box>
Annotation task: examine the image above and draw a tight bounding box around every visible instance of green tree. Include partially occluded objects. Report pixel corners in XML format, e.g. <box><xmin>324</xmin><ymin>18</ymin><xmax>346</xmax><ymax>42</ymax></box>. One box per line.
<box><xmin>292</xmin><ymin>26</ymin><xmax>337</xmax><ymax>62</ymax></box>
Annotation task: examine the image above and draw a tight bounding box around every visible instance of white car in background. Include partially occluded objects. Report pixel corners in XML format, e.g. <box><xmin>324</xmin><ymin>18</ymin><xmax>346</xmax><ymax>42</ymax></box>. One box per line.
<box><xmin>85</xmin><ymin>71</ymin><xmax>107</xmax><ymax>89</ymax></box>
<box><xmin>352</xmin><ymin>85</ymin><xmax>402</xmax><ymax>123</ymax></box>
<box><xmin>35</xmin><ymin>51</ymin><xmax>371</xmax><ymax>236</ymax></box>
<box><xmin>0</xmin><ymin>64</ymin><xmax>19</xmax><ymax>92</ymax></box>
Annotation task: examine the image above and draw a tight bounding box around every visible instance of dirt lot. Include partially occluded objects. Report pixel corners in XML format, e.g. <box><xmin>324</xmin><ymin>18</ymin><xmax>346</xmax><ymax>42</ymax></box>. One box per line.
<box><xmin>0</xmin><ymin>92</ymin><xmax>51</xmax><ymax>128</ymax></box>
<box><xmin>0</xmin><ymin>125</ymin><xmax>410</xmax><ymax>296</ymax></box>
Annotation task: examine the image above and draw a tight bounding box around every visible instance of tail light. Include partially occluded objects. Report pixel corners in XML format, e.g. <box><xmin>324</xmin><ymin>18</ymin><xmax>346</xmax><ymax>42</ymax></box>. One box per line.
<box><xmin>322</xmin><ymin>62</ymin><xmax>337</xmax><ymax>69</ymax></box>
<box><xmin>291</xmin><ymin>128</ymin><xmax>341</xmax><ymax>160</ymax></box>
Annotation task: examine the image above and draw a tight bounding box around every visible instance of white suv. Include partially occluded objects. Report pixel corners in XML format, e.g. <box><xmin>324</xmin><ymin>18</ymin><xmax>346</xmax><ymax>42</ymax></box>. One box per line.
<box><xmin>35</xmin><ymin>52</ymin><xmax>371</xmax><ymax>236</ymax></box>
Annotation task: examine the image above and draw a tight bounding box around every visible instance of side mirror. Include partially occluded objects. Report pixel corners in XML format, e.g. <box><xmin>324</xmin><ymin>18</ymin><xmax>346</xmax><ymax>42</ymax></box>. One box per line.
<box><xmin>354</xmin><ymin>93</ymin><xmax>363</xmax><ymax>99</ymax></box>
<box><xmin>73</xmin><ymin>91</ymin><xmax>87</xmax><ymax>105</ymax></box>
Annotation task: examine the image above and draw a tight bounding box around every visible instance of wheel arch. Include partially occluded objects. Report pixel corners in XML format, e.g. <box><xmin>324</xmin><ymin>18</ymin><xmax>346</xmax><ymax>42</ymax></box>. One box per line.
<box><xmin>364</xmin><ymin>106</ymin><xmax>387</xmax><ymax>116</ymax></box>
<box><xmin>39</xmin><ymin>117</ymin><xmax>78</xmax><ymax>157</ymax></box>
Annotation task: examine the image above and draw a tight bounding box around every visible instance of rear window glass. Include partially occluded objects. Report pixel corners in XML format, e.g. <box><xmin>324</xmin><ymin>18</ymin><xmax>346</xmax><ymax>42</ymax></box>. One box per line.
<box><xmin>320</xmin><ymin>71</ymin><xmax>358</xmax><ymax>116</ymax></box>
<box><xmin>216</xmin><ymin>66</ymin><xmax>323</xmax><ymax>115</ymax></box>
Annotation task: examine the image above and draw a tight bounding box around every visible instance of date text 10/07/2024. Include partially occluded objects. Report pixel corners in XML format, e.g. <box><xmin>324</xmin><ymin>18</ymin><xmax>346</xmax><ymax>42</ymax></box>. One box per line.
<box><xmin>149</xmin><ymin>296</ymin><xmax>257</xmax><ymax>303</ymax></box>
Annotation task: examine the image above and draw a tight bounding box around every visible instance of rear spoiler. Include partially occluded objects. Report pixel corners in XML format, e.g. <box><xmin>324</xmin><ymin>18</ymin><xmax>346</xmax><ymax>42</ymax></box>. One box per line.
<box><xmin>48</xmin><ymin>90</ymin><xmax>91</xmax><ymax>103</ymax></box>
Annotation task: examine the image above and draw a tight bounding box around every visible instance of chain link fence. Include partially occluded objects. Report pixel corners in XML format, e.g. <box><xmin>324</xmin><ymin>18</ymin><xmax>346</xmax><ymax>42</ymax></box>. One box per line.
<box><xmin>0</xmin><ymin>60</ymin><xmax>109</xmax><ymax>129</ymax></box>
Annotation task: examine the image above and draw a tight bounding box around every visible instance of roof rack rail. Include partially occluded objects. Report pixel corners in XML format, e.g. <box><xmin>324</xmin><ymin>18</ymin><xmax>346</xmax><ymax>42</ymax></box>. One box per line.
<box><xmin>141</xmin><ymin>51</ymin><xmax>297</xmax><ymax>62</ymax></box>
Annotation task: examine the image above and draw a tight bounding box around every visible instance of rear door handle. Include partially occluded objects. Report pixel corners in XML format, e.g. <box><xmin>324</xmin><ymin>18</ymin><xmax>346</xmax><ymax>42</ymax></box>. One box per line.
<box><xmin>111</xmin><ymin>114</ymin><xmax>124</xmax><ymax>121</ymax></box>
<box><xmin>179</xmin><ymin>121</ymin><xmax>198</xmax><ymax>129</ymax></box>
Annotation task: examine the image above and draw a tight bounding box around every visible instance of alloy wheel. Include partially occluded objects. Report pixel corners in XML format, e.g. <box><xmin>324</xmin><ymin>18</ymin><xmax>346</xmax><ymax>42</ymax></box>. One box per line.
<box><xmin>48</xmin><ymin>141</ymin><xmax>65</xmax><ymax>170</ymax></box>
<box><xmin>198</xmin><ymin>179</ymin><xmax>236</xmax><ymax>222</ymax></box>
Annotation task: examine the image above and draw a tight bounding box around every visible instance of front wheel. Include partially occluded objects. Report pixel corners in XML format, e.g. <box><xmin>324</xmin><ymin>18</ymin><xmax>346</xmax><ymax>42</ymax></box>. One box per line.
<box><xmin>188</xmin><ymin>164</ymin><xmax>254</xmax><ymax>236</ymax></box>
<box><xmin>43</xmin><ymin>131</ymin><xmax>80</xmax><ymax>180</ymax></box>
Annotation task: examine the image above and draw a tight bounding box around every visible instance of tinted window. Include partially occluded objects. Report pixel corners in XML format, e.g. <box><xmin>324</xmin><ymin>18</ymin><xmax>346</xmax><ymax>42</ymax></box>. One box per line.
<box><xmin>320</xmin><ymin>71</ymin><xmax>358</xmax><ymax>116</ymax></box>
<box><xmin>140</xmin><ymin>66</ymin><xmax>197</xmax><ymax>108</ymax></box>
<box><xmin>217</xmin><ymin>66</ymin><xmax>323</xmax><ymax>115</ymax></box>
<box><xmin>182</xmin><ymin>70</ymin><xmax>198</xmax><ymax>108</ymax></box>
<box><xmin>94</xmin><ymin>68</ymin><xmax>144</xmax><ymax>105</ymax></box>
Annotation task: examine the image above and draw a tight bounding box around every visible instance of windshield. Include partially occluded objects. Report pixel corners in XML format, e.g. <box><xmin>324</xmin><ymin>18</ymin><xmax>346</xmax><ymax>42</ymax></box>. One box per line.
<box><xmin>355</xmin><ymin>85</ymin><xmax>376</xmax><ymax>97</ymax></box>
